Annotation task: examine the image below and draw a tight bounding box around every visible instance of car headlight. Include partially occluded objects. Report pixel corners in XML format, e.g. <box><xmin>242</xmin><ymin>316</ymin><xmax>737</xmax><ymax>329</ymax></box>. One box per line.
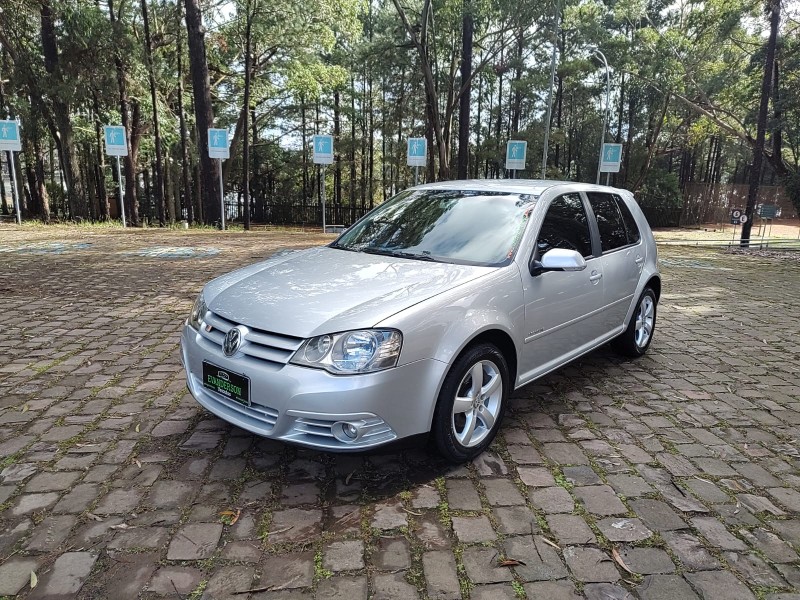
<box><xmin>188</xmin><ymin>293</ymin><xmax>207</xmax><ymax>330</ymax></box>
<box><xmin>290</xmin><ymin>329</ymin><xmax>402</xmax><ymax>374</ymax></box>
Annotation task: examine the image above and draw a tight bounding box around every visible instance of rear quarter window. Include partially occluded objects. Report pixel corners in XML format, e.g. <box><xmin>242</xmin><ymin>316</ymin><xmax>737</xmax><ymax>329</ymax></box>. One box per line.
<box><xmin>586</xmin><ymin>192</ymin><xmax>628</xmax><ymax>252</ymax></box>
<box><xmin>613</xmin><ymin>195</ymin><xmax>641</xmax><ymax>244</ymax></box>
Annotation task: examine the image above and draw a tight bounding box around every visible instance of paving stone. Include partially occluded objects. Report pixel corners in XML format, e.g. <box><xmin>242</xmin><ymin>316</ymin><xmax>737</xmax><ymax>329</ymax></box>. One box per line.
<box><xmin>563</xmin><ymin>546</ymin><xmax>619</xmax><ymax>582</ymax></box>
<box><xmin>29</xmin><ymin>551</ymin><xmax>97</xmax><ymax>599</ymax></box>
<box><xmin>723</xmin><ymin>551</ymin><xmax>787</xmax><ymax>588</ymax></box>
<box><xmin>324</xmin><ymin>540</ymin><xmax>364</xmax><ymax>571</ymax></box>
<box><xmin>690</xmin><ymin>517</ymin><xmax>747</xmax><ymax>551</ymax></box>
<box><xmin>629</xmin><ymin>499</ymin><xmax>686</xmax><ymax>531</ymax></box>
<box><xmin>315</xmin><ymin>576</ymin><xmax>368</xmax><ymax>599</ymax></box>
<box><xmin>25</xmin><ymin>515</ymin><xmax>77</xmax><ymax>551</ymax></box>
<box><xmin>618</xmin><ymin>547</ymin><xmax>675</xmax><ymax>574</ymax></box>
<box><xmin>99</xmin><ymin>551</ymin><xmax>159</xmax><ymax>599</ymax></box>
<box><xmin>445</xmin><ymin>479</ymin><xmax>481</xmax><ymax>510</ymax></box>
<box><xmin>606</xmin><ymin>474</ymin><xmax>653</xmax><ymax>497</ymax></box>
<box><xmin>281</xmin><ymin>481</ymin><xmax>320</xmax><ymax>506</ymax></box>
<box><xmin>685</xmin><ymin>570</ymin><xmax>757</xmax><ymax>600</ymax></box>
<box><xmin>411</xmin><ymin>485</ymin><xmax>440</xmax><ymax>509</ymax></box>
<box><xmin>530</xmin><ymin>486</ymin><xmax>574</xmax><ymax>513</ymax></box>
<box><xmin>422</xmin><ymin>551</ymin><xmax>460</xmax><ymax>600</ymax></box>
<box><xmin>10</xmin><ymin>492</ymin><xmax>59</xmax><ymax>516</ymax></box>
<box><xmin>768</xmin><ymin>519</ymin><xmax>800</xmax><ymax>546</ymax></box>
<box><xmin>24</xmin><ymin>470</ymin><xmax>81</xmax><ymax>492</ymax></box>
<box><xmin>147</xmin><ymin>567</ymin><xmax>203</xmax><ymax>596</ymax></box>
<box><xmin>543</xmin><ymin>443</ymin><xmax>590</xmax><ymax>465</ymax></box>
<box><xmin>503</xmin><ymin>535</ymin><xmax>567</xmax><ymax>582</ymax></box>
<box><xmin>684</xmin><ymin>478</ymin><xmax>730</xmax><ymax>503</ymax></box>
<box><xmin>372</xmin><ymin>501</ymin><xmax>407</xmax><ymax>529</ymax></box>
<box><xmin>483</xmin><ymin>478</ymin><xmax>525</xmax><ymax>506</ymax></box>
<box><xmin>452</xmin><ymin>515</ymin><xmax>495</xmax><ymax>543</ymax></box>
<box><xmin>736</xmin><ymin>493</ymin><xmax>785</xmax><ymax>516</ymax></box>
<box><xmin>662</xmin><ymin>531</ymin><xmax>720</xmax><ymax>570</ymax></box>
<box><xmin>506</xmin><ymin>444</ymin><xmax>544</xmax><ymax>465</ymax></box>
<box><xmin>416</xmin><ymin>516</ymin><xmax>451</xmax><ymax>550</ymax></box>
<box><xmin>472</xmin><ymin>450</ymin><xmax>509</xmax><ymax>475</ymax></box>
<box><xmin>94</xmin><ymin>488</ymin><xmax>142</xmax><ymax>514</ymax></box>
<box><xmin>0</xmin><ymin>484</ymin><xmax>15</xmax><ymax>504</ymax></box>
<box><xmin>328</xmin><ymin>505</ymin><xmax>361</xmax><ymax>536</ymax></box>
<box><xmin>167</xmin><ymin>523</ymin><xmax>223</xmax><ymax>560</ymax></box>
<box><xmin>470</xmin><ymin>583</ymin><xmax>517</xmax><ymax>600</ymax></box>
<box><xmin>563</xmin><ymin>465</ymin><xmax>602</xmax><ymax>486</ymax></box>
<box><xmin>151</xmin><ymin>420</ymin><xmax>190</xmax><ymax>437</ymax></box>
<box><xmin>375</xmin><ymin>537</ymin><xmax>411</xmax><ymax>571</ymax></box>
<box><xmin>494</xmin><ymin>505</ymin><xmax>540</xmax><ymax>535</ymax></box>
<box><xmin>372</xmin><ymin>573</ymin><xmax>418</xmax><ymax>600</ymax></box>
<box><xmin>518</xmin><ymin>466</ymin><xmax>555</xmax><ymax>487</ymax></box>
<box><xmin>768</xmin><ymin>487</ymin><xmax>800</xmax><ymax>512</ymax></box>
<box><xmin>546</xmin><ymin>514</ymin><xmax>596</xmax><ymax>545</ymax></box>
<box><xmin>267</xmin><ymin>508</ymin><xmax>322</xmax><ymax>543</ymax></box>
<box><xmin>637</xmin><ymin>574</ymin><xmax>700</xmax><ymax>600</ymax></box>
<box><xmin>584</xmin><ymin>583</ymin><xmax>636</xmax><ymax>600</ymax></box>
<box><xmin>524</xmin><ymin>580</ymin><xmax>580</xmax><ymax>599</ymax></box>
<box><xmin>462</xmin><ymin>547</ymin><xmax>513</xmax><ymax>584</ymax></box>
<box><xmin>574</xmin><ymin>485</ymin><xmax>628</xmax><ymax>516</ymax></box>
<box><xmin>145</xmin><ymin>480</ymin><xmax>195</xmax><ymax>509</ymax></box>
<box><xmin>596</xmin><ymin>517</ymin><xmax>652</xmax><ymax>542</ymax></box>
<box><xmin>0</xmin><ymin>557</ymin><xmax>39</xmax><ymax>596</ymax></box>
<box><xmin>259</xmin><ymin>552</ymin><xmax>314</xmax><ymax>589</ymax></box>
<box><xmin>202</xmin><ymin>565</ymin><xmax>255</xmax><ymax>599</ymax></box>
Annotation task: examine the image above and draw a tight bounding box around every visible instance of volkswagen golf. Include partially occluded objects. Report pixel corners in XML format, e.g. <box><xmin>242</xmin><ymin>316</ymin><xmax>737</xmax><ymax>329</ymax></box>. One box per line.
<box><xmin>180</xmin><ymin>180</ymin><xmax>660</xmax><ymax>462</ymax></box>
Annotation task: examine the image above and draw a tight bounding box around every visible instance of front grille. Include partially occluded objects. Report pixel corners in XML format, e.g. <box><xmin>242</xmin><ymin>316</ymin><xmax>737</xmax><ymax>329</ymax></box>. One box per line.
<box><xmin>198</xmin><ymin>310</ymin><xmax>304</xmax><ymax>367</ymax></box>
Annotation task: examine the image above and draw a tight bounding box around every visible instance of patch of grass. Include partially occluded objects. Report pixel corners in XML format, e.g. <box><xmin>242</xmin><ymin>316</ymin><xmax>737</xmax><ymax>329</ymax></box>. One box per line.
<box><xmin>512</xmin><ymin>579</ymin><xmax>526</xmax><ymax>598</ymax></box>
<box><xmin>187</xmin><ymin>579</ymin><xmax>208</xmax><ymax>600</ymax></box>
<box><xmin>0</xmin><ymin>452</ymin><xmax>21</xmax><ymax>470</ymax></box>
<box><xmin>314</xmin><ymin>549</ymin><xmax>332</xmax><ymax>580</ymax></box>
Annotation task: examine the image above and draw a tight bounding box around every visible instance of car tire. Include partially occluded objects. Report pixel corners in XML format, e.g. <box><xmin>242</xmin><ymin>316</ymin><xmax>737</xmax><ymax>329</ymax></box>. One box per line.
<box><xmin>613</xmin><ymin>287</ymin><xmax>657</xmax><ymax>358</ymax></box>
<box><xmin>431</xmin><ymin>343</ymin><xmax>509</xmax><ymax>463</ymax></box>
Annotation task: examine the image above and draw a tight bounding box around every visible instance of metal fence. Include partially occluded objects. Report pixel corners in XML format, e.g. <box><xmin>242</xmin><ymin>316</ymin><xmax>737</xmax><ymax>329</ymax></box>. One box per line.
<box><xmin>680</xmin><ymin>183</ymin><xmax>796</xmax><ymax>226</ymax></box>
<box><xmin>224</xmin><ymin>201</ymin><xmax>371</xmax><ymax>227</ymax></box>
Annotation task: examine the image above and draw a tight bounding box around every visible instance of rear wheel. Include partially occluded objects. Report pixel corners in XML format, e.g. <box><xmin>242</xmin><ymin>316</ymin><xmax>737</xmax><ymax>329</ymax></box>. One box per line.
<box><xmin>613</xmin><ymin>287</ymin><xmax>657</xmax><ymax>357</ymax></box>
<box><xmin>431</xmin><ymin>343</ymin><xmax>509</xmax><ymax>463</ymax></box>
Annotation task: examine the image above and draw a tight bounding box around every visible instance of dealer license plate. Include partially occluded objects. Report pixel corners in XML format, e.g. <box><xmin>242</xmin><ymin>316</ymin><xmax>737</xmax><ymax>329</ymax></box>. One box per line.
<box><xmin>202</xmin><ymin>361</ymin><xmax>250</xmax><ymax>407</ymax></box>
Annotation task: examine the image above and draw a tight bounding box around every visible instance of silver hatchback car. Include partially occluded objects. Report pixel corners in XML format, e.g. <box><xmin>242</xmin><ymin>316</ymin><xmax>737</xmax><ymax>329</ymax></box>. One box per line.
<box><xmin>181</xmin><ymin>180</ymin><xmax>660</xmax><ymax>462</ymax></box>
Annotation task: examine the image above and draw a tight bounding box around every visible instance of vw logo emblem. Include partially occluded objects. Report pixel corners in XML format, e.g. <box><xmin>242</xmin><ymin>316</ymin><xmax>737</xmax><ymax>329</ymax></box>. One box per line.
<box><xmin>222</xmin><ymin>326</ymin><xmax>245</xmax><ymax>357</ymax></box>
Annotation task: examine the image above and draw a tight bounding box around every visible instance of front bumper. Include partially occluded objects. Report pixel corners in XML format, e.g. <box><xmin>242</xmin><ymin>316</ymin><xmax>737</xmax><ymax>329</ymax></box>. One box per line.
<box><xmin>180</xmin><ymin>325</ymin><xmax>448</xmax><ymax>451</ymax></box>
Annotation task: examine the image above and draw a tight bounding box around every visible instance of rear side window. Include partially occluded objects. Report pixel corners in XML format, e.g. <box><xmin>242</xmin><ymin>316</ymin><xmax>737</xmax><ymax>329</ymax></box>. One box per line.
<box><xmin>536</xmin><ymin>193</ymin><xmax>593</xmax><ymax>258</ymax></box>
<box><xmin>586</xmin><ymin>192</ymin><xmax>628</xmax><ymax>252</ymax></box>
<box><xmin>613</xmin><ymin>195</ymin><xmax>641</xmax><ymax>244</ymax></box>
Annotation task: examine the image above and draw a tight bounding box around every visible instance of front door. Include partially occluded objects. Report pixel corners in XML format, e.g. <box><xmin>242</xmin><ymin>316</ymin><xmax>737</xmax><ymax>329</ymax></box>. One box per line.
<box><xmin>519</xmin><ymin>193</ymin><xmax>607</xmax><ymax>383</ymax></box>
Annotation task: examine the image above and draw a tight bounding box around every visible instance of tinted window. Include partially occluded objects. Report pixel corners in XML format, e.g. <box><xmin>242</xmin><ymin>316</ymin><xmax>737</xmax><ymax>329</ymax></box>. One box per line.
<box><xmin>614</xmin><ymin>195</ymin><xmax>641</xmax><ymax>244</ymax></box>
<box><xmin>586</xmin><ymin>192</ymin><xmax>628</xmax><ymax>252</ymax></box>
<box><xmin>333</xmin><ymin>189</ymin><xmax>536</xmax><ymax>266</ymax></box>
<box><xmin>536</xmin><ymin>194</ymin><xmax>593</xmax><ymax>259</ymax></box>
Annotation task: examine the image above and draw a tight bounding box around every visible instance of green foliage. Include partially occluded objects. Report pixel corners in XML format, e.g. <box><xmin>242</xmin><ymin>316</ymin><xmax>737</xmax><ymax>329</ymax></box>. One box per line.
<box><xmin>638</xmin><ymin>169</ymin><xmax>682</xmax><ymax>209</ymax></box>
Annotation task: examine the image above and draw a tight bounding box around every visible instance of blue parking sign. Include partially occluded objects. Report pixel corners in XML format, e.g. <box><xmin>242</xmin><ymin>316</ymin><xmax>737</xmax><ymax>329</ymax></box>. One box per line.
<box><xmin>208</xmin><ymin>128</ymin><xmax>230</xmax><ymax>159</ymax></box>
<box><xmin>0</xmin><ymin>120</ymin><xmax>21</xmax><ymax>152</ymax></box>
<box><xmin>407</xmin><ymin>138</ymin><xmax>427</xmax><ymax>167</ymax></box>
<box><xmin>505</xmin><ymin>140</ymin><xmax>527</xmax><ymax>170</ymax></box>
<box><xmin>104</xmin><ymin>125</ymin><xmax>128</xmax><ymax>156</ymax></box>
<box><xmin>600</xmin><ymin>143</ymin><xmax>622</xmax><ymax>172</ymax></box>
<box><xmin>313</xmin><ymin>135</ymin><xmax>334</xmax><ymax>165</ymax></box>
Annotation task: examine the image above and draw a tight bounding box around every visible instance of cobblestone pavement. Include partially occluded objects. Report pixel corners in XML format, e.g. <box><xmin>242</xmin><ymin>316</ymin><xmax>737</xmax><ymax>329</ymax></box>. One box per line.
<box><xmin>0</xmin><ymin>226</ymin><xmax>799</xmax><ymax>600</ymax></box>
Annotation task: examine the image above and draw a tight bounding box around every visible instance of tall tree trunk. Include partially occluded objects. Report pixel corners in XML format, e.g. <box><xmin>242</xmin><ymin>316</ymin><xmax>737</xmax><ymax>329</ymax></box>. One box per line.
<box><xmin>176</xmin><ymin>0</ymin><xmax>193</xmax><ymax>223</ymax></box>
<box><xmin>108</xmin><ymin>0</ymin><xmax>139</xmax><ymax>225</ymax></box>
<box><xmin>456</xmin><ymin>0</ymin><xmax>473</xmax><ymax>179</ymax></box>
<box><xmin>41</xmin><ymin>0</ymin><xmax>85</xmax><ymax>219</ymax></box>
<box><xmin>184</xmin><ymin>0</ymin><xmax>220</xmax><ymax>225</ymax></box>
<box><xmin>242</xmin><ymin>0</ymin><xmax>254</xmax><ymax>230</ymax></box>
<box><xmin>334</xmin><ymin>89</ymin><xmax>342</xmax><ymax>208</ymax></box>
<box><xmin>141</xmin><ymin>0</ymin><xmax>166</xmax><ymax>225</ymax></box>
<box><xmin>92</xmin><ymin>92</ymin><xmax>110</xmax><ymax>220</ymax></box>
<box><xmin>741</xmin><ymin>0</ymin><xmax>780</xmax><ymax>246</ymax></box>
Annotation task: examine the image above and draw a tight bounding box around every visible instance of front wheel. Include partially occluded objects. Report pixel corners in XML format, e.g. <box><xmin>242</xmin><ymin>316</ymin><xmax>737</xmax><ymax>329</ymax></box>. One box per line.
<box><xmin>431</xmin><ymin>343</ymin><xmax>509</xmax><ymax>463</ymax></box>
<box><xmin>613</xmin><ymin>287</ymin><xmax>657</xmax><ymax>357</ymax></box>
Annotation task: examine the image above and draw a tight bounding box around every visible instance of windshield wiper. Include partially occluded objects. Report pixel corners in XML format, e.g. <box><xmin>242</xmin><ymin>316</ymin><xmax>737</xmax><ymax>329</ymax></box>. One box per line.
<box><xmin>360</xmin><ymin>247</ymin><xmax>439</xmax><ymax>262</ymax></box>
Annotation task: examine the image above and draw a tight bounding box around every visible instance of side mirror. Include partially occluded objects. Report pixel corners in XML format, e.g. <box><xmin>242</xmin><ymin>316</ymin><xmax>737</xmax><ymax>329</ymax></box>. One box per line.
<box><xmin>530</xmin><ymin>248</ymin><xmax>587</xmax><ymax>276</ymax></box>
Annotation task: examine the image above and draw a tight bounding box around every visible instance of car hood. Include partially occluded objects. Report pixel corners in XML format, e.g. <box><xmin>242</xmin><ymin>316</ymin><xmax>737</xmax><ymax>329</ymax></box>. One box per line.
<box><xmin>205</xmin><ymin>246</ymin><xmax>493</xmax><ymax>338</ymax></box>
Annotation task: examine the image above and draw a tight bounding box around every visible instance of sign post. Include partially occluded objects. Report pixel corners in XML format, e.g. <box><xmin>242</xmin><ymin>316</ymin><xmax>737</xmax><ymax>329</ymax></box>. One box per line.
<box><xmin>599</xmin><ymin>143</ymin><xmax>622</xmax><ymax>185</ymax></box>
<box><xmin>208</xmin><ymin>128</ymin><xmax>230</xmax><ymax>230</ymax></box>
<box><xmin>0</xmin><ymin>120</ymin><xmax>23</xmax><ymax>224</ymax></box>
<box><xmin>505</xmin><ymin>140</ymin><xmax>527</xmax><ymax>179</ymax></box>
<box><xmin>312</xmin><ymin>135</ymin><xmax>334</xmax><ymax>233</ymax></box>
<box><xmin>407</xmin><ymin>138</ymin><xmax>427</xmax><ymax>185</ymax></box>
<box><xmin>103</xmin><ymin>125</ymin><xmax>128</xmax><ymax>227</ymax></box>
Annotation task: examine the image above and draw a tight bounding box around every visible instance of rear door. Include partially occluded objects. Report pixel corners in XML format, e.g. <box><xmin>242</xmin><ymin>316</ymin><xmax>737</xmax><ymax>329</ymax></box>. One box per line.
<box><xmin>584</xmin><ymin>191</ymin><xmax>644</xmax><ymax>331</ymax></box>
<box><xmin>519</xmin><ymin>193</ymin><xmax>607</xmax><ymax>382</ymax></box>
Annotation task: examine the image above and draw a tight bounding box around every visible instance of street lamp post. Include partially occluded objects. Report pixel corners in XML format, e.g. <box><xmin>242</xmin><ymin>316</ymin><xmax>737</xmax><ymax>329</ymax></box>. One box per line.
<box><xmin>591</xmin><ymin>48</ymin><xmax>611</xmax><ymax>185</ymax></box>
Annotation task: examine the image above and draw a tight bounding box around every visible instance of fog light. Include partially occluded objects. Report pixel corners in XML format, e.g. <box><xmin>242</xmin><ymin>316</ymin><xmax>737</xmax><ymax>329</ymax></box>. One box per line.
<box><xmin>332</xmin><ymin>421</ymin><xmax>363</xmax><ymax>443</ymax></box>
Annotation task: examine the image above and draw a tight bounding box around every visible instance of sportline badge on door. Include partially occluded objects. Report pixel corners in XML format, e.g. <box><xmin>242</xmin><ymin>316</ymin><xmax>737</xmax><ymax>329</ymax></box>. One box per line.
<box><xmin>181</xmin><ymin>179</ymin><xmax>660</xmax><ymax>462</ymax></box>
<box><xmin>202</xmin><ymin>361</ymin><xmax>250</xmax><ymax>406</ymax></box>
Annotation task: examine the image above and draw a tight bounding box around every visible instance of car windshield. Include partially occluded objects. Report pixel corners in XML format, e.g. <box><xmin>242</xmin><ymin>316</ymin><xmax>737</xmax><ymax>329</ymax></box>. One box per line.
<box><xmin>331</xmin><ymin>189</ymin><xmax>535</xmax><ymax>266</ymax></box>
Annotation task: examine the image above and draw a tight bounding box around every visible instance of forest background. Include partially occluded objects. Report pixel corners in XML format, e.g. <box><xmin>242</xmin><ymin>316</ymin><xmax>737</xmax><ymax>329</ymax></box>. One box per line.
<box><xmin>0</xmin><ymin>0</ymin><xmax>797</xmax><ymax>244</ymax></box>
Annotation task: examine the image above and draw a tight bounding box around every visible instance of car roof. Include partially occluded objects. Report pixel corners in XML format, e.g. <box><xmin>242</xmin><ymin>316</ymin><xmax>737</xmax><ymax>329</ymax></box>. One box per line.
<box><xmin>415</xmin><ymin>179</ymin><xmax>596</xmax><ymax>196</ymax></box>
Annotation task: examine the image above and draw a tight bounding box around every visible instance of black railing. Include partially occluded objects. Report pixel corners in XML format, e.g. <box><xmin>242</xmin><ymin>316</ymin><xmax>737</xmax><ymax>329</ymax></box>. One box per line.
<box><xmin>224</xmin><ymin>201</ymin><xmax>371</xmax><ymax>227</ymax></box>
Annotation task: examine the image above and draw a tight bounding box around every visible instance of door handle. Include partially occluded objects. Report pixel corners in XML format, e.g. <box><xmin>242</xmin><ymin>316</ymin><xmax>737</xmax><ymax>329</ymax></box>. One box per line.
<box><xmin>589</xmin><ymin>272</ymin><xmax>602</xmax><ymax>282</ymax></box>
<box><xmin>634</xmin><ymin>256</ymin><xmax>644</xmax><ymax>264</ymax></box>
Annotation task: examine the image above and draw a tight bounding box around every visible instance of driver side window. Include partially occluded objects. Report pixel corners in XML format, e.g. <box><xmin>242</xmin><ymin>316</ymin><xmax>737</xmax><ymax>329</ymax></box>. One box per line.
<box><xmin>535</xmin><ymin>194</ymin><xmax>593</xmax><ymax>259</ymax></box>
